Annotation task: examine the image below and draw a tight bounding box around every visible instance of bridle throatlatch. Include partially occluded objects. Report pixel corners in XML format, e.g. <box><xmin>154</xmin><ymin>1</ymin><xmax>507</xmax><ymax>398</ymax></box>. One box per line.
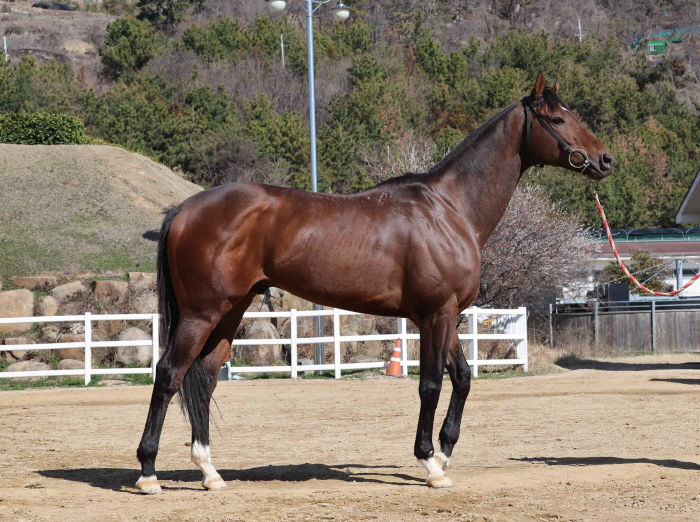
<box><xmin>525</xmin><ymin>96</ymin><xmax>700</xmax><ymax>297</ymax></box>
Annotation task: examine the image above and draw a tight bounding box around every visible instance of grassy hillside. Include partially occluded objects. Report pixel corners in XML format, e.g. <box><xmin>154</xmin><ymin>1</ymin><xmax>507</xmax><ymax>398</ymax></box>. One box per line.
<box><xmin>0</xmin><ymin>144</ymin><xmax>201</xmax><ymax>280</ymax></box>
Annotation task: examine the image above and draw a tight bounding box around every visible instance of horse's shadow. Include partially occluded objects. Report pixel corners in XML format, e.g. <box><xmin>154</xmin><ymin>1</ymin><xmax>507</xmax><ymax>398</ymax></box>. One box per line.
<box><xmin>511</xmin><ymin>456</ymin><xmax>700</xmax><ymax>470</ymax></box>
<box><xmin>37</xmin><ymin>463</ymin><xmax>423</xmax><ymax>492</ymax></box>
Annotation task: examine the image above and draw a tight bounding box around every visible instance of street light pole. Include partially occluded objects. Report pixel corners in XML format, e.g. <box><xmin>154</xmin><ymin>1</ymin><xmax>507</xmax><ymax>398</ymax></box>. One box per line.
<box><xmin>305</xmin><ymin>0</ymin><xmax>325</xmax><ymax>368</ymax></box>
<box><xmin>266</xmin><ymin>0</ymin><xmax>350</xmax><ymax>370</ymax></box>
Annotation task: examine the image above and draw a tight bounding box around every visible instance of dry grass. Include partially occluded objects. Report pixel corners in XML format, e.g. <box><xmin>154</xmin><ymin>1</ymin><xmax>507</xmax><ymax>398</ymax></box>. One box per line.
<box><xmin>0</xmin><ymin>144</ymin><xmax>201</xmax><ymax>280</ymax></box>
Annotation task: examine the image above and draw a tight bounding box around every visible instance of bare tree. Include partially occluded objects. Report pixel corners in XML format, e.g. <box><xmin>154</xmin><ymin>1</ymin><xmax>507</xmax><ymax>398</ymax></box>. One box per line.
<box><xmin>476</xmin><ymin>184</ymin><xmax>598</xmax><ymax>308</ymax></box>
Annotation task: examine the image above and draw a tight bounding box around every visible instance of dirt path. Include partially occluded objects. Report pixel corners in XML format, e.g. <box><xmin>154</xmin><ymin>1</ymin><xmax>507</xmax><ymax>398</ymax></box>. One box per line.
<box><xmin>2</xmin><ymin>355</ymin><xmax>700</xmax><ymax>521</ymax></box>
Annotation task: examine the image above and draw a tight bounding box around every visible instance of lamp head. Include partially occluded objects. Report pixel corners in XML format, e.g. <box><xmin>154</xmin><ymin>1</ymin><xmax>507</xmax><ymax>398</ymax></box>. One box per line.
<box><xmin>332</xmin><ymin>3</ymin><xmax>350</xmax><ymax>21</ymax></box>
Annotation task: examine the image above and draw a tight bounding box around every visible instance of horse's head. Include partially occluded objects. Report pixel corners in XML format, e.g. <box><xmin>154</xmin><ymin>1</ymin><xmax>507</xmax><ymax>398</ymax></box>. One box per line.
<box><xmin>525</xmin><ymin>71</ymin><xmax>614</xmax><ymax>180</ymax></box>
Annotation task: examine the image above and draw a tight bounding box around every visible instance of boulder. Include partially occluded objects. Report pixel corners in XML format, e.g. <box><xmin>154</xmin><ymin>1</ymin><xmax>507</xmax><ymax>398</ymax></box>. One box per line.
<box><xmin>58</xmin><ymin>359</ymin><xmax>84</xmax><ymax>370</ymax></box>
<box><xmin>349</xmin><ymin>355</ymin><xmax>385</xmax><ymax>364</ymax></box>
<box><xmin>236</xmin><ymin>321</ymin><xmax>282</xmax><ymax>366</ymax></box>
<box><xmin>280</xmin><ymin>293</ymin><xmax>313</xmax><ymax>311</ymax></box>
<box><xmin>91</xmin><ymin>280</ymin><xmax>128</xmax><ymax>302</ymax></box>
<box><xmin>298</xmin><ymin>358</ymin><xmax>314</xmax><ymax>376</ymax></box>
<box><xmin>12</xmin><ymin>276</ymin><xmax>58</xmax><ymax>291</ymax></box>
<box><xmin>2</xmin><ymin>337</ymin><xmax>32</xmax><ymax>362</ymax></box>
<box><xmin>41</xmin><ymin>324</ymin><xmax>61</xmax><ymax>344</ymax></box>
<box><xmin>128</xmin><ymin>272</ymin><xmax>157</xmax><ymax>292</ymax></box>
<box><xmin>359</xmin><ymin>331</ymin><xmax>384</xmax><ymax>358</ymax></box>
<box><xmin>4</xmin><ymin>360</ymin><xmax>51</xmax><ymax>377</ymax></box>
<box><xmin>338</xmin><ymin>328</ymin><xmax>359</xmax><ymax>361</ymax></box>
<box><xmin>130</xmin><ymin>291</ymin><xmax>157</xmax><ymax>314</ymax></box>
<box><xmin>0</xmin><ymin>289</ymin><xmax>35</xmax><ymax>335</ymax></box>
<box><xmin>37</xmin><ymin>296</ymin><xmax>59</xmax><ymax>317</ymax></box>
<box><xmin>55</xmin><ymin>334</ymin><xmax>86</xmax><ymax>361</ymax></box>
<box><xmin>114</xmin><ymin>327</ymin><xmax>152</xmax><ymax>367</ymax></box>
<box><xmin>346</xmin><ymin>315</ymin><xmax>376</xmax><ymax>336</ymax></box>
<box><xmin>51</xmin><ymin>281</ymin><xmax>87</xmax><ymax>301</ymax></box>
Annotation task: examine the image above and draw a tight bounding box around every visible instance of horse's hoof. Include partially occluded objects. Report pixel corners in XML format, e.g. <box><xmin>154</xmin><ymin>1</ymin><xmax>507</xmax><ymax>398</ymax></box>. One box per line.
<box><xmin>434</xmin><ymin>452</ymin><xmax>450</xmax><ymax>470</ymax></box>
<box><xmin>203</xmin><ymin>477</ymin><xmax>228</xmax><ymax>491</ymax></box>
<box><xmin>135</xmin><ymin>477</ymin><xmax>162</xmax><ymax>495</ymax></box>
<box><xmin>426</xmin><ymin>475</ymin><xmax>454</xmax><ymax>489</ymax></box>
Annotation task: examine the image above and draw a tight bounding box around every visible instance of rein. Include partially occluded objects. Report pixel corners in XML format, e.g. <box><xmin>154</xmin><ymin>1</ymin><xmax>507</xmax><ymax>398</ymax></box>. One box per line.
<box><xmin>588</xmin><ymin>180</ymin><xmax>700</xmax><ymax>296</ymax></box>
<box><xmin>524</xmin><ymin>97</ymin><xmax>700</xmax><ymax>296</ymax></box>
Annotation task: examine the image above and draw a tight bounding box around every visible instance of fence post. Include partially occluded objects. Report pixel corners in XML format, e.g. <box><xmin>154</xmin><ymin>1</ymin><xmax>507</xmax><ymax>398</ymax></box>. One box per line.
<box><xmin>651</xmin><ymin>300</ymin><xmax>656</xmax><ymax>354</ymax></box>
<box><xmin>593</xmin><ymin>300</ymin><xmax>599</xmax><ymax>347</ymax></box>
<box><xmin>290</xmin><ymin>309</ymin><xmax>298</xmax><ymax>379</ymax></box>
<box><xmin>517</xmin><ymin>307</ymin><xmax>528</xmax><ymax>372</ymax></box>
<box><xmin>399</xmin><ymin>317</ymin><xmax>408</xmax><ymax>376</ymax></box>
<box><xmin>549</xmin><ymin>303</ymin><xmax>554</xmax><ymax>349</ymax></box>
<box><xmin>334</xmin><ymin>308</ymin><xmax>341</xmax><ymax>379</ymax></box>
<box><xmin>84</xmin><ymin>313</ymin><xmax>92</xmax><ymax>386</ymax></box>
<box><xmin>152</xmin><ymin>313</ymin><xmax>159</xmax><ymax>381</ymax></box>
<box><xmin>469</xmin><ymin>307</ymin><xmax>478</xmax><ymax>378</ymax></box>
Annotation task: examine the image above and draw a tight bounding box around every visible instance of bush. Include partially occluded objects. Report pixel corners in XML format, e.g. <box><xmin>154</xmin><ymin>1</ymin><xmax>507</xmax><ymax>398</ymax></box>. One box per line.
<box><xmin>101</xmin><ymin>17</ymin><xmax>161</xmax><ymax>78</ymax></box>
<box><xmin>0</xmin><ymin>112</ymin><xmax>86</xmax><ymax>145</ymax></box>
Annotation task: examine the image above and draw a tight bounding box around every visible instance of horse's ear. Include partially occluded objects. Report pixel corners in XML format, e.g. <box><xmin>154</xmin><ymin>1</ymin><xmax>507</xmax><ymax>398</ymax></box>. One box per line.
<box><xmin>530</xmin><ymin>71</ymin><xmax>545</xmax><ymax>100</ymax></box>
<box><xmin>551</xmin><ymin>79</ymin><xmax>560</xmax><ymax>95</ymax></box>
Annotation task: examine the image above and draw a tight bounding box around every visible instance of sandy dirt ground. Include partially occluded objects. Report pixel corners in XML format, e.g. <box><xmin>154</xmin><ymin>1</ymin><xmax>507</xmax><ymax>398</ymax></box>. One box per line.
<box><xmin>2</xmin><ymin>354</ymin><xmax>700</xmax><ymax>522</ymax></box>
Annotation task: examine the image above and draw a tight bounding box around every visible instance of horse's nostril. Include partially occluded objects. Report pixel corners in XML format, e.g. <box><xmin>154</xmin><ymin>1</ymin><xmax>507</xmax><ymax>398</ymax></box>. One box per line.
<box><xmin>601</xmin><ymin>153</ymin><xmax>614</xmax><ymax>170</ymax></box>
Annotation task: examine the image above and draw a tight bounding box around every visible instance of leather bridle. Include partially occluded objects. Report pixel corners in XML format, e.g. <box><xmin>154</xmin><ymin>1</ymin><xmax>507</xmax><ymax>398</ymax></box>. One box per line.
<box><xmin>524</xmin><ymin>97</ymin><xmax>592</xmax><ymax>174</ymax></box>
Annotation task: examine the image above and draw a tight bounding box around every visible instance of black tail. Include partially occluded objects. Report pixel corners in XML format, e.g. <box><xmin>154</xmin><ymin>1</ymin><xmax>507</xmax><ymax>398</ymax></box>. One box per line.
<box><xmin>157</xmin><ymin>204</ymin><xmax>181</xmax><ymax>352</ymax></box>
<box><xmin>158</xmin><ymin>204</ymin><xmax>213</xmax><ymax>444</ymax></box>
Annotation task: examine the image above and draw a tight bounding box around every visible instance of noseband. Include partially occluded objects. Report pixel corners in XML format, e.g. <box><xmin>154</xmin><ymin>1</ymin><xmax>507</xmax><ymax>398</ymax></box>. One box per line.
<box><xmin>524</xmin><ymin>98</ymin><xmax>591</xmax><ymax>173</ymax></box>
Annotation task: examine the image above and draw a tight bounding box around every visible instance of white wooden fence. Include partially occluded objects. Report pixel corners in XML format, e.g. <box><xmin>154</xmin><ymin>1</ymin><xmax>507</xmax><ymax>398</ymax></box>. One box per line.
<box><xmin>230</xmin><ymin>306</ymin><xmax>527</xmax><ymax>379</ymax></box>
<box><xmin>0</xmin><ymin>307</ymin><xmax>527</xmax><ymax>384</ymax></box>
<box><xmin>0</xmin><ymin>313</ymin><xmax>159</xmax><ymax>385</ymax></box>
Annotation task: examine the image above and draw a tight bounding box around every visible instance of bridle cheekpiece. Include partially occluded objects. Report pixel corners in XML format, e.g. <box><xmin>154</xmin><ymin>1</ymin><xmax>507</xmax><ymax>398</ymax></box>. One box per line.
<box><xmin>524</xmin><ymin>97</ymin><xmax>591</xmax><ymax>174</ymax></box>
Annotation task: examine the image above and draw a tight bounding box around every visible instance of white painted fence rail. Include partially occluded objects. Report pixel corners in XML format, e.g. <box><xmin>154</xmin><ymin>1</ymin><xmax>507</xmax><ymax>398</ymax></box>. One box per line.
<box><xmin>230</xmin><ymin>306</ymin><xmax>527</xmax><ymax>379</ymax></box>
<box><xmin>0</xmin><ymin>307</ymin><xmax>526</xmax><ymax>384</ymax></box>
<box><xmin>0</xmin><ymin>313</ymin><xmax>159</xmax><ymax>385</ymax></box>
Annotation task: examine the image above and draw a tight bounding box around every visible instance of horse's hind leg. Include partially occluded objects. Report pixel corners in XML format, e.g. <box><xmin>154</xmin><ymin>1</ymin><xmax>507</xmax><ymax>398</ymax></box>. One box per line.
<box><xmin>188</xmin><ymin>296</ymin><xmax>254</xmax><ymax>491</ymax></box>
<box><xmin>135</xmin><ymin>312</ymin><xmax>220</xmax><ymax>494</ymax></box>
<box><xmin>436</xmin><ymin>332</ymin><xmax>471</xmax><ymax>471</ymax></box>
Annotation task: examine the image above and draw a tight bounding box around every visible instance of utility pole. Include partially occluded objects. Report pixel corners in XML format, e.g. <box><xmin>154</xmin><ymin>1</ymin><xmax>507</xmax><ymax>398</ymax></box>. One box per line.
<box><xmin>676</xmin><ymin>259</ymin><xmax>684</xmax><ymax>297</ymax></box>
<box><xmin>576</xmin><ymin>18</ymin><xmax>584</xmax><ymax>42</ymax></box>
<box><xmin>280</xmin><ymin>33</ymin><xmax>286</xmax><ymax>68</ymax></box>
<box><xmin>3</xmin><ymin>36</ymin><xmax>7</xmax><ymax>62</ymax></box>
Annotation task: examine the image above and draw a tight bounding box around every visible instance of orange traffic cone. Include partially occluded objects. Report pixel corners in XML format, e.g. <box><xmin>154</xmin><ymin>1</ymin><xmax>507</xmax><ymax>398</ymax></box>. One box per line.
<box><xmin>386</xmin><ymin>339</ymin><xmax>402</xmax><ymax>377</ymax></box>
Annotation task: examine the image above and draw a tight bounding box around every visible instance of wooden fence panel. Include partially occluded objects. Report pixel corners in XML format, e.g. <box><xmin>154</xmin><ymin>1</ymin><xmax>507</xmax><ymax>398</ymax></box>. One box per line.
<box><xmin>554</xmin><ymin>309</ymin><xmax>700</xmax><ymax>353</ymax></box>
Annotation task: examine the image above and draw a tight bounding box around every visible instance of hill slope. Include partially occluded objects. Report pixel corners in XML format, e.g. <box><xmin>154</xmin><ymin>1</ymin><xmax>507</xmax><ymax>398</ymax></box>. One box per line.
<box><xmin>0</xmin><ymin>145</ymin><xmax>202</xmax><ymax>280</ymax></box>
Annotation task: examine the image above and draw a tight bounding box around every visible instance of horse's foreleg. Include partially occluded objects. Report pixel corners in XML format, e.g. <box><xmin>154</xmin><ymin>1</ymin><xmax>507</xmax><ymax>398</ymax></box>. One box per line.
<box><xmin>190</xmin><ymin>298</ymin><xmax>253</xmax><ymax>491</ymax></box>
<box><xmin>436</xmin><ymin>333</ymin><xmax>471</xmax><ymax>471</ymax></box>
<box><xmin>414</xmin><ymin>307</ymin><xmax>457</xmax><ymax>488</ymax></box>
<box><xmin>135</xmin><ymin>314</ymin><xmax>218</xmax><ymax>494</ymax></box>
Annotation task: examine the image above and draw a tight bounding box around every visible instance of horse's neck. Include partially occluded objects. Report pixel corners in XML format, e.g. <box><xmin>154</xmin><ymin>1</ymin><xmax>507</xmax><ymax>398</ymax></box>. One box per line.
<box><xmin>429</xmin><ymin>101</ymin><xmax>528</xmax><ymax>248</ymax></box>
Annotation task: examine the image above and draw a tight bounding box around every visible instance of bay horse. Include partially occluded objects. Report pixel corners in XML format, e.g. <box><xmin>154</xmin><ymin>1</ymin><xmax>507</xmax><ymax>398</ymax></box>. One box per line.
<box><xmin>135</xmin><ymin>72</ymin><xmax>614</xmax><ymax>493</ymax></box>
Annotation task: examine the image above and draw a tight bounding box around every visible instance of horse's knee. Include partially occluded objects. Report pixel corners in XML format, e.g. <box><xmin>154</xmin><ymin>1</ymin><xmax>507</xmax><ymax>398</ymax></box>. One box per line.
<box><xmin>418</xmin><ymin>379</ymin><xmax>442</xmax><ymax>403</ymax></box>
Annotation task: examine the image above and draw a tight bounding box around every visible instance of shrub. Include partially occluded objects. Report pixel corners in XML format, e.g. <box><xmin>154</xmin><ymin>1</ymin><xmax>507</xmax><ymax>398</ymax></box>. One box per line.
<box><xmin>101</xmin><ymin>17</ymin><xmax>161</xmax><ymax>78</ymax></box>
<box><xmin>0</xmin><ymin>112</ymin><xmax>86</xmax><ymax>145</ymax></box>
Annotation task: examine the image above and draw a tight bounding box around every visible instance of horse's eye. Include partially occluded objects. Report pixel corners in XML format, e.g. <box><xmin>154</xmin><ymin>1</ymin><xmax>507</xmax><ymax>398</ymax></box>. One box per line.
<box><xmin>552</xmin><ymin>117</ymin><xmax>565</xmax><ymax>125</ymax></box>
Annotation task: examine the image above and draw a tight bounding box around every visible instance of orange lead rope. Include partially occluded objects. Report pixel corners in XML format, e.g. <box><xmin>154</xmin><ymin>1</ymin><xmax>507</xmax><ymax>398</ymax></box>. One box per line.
<box><xmin>589</xmin><ymin>180</ymin><xmax>700</xmax><ymax>296</ymax></box>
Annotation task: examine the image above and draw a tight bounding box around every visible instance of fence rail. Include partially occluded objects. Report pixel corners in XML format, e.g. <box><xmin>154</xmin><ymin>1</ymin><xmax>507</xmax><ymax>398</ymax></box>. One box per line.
<box><xmin>229</xmin><ymin>307</ymin><xmax>528</xmax><ymax>379</ymax></box>
<box><xmin>0</xmin><ymin>307</ymin><xmax>527</xmax><ymax>384</ymax></box>
<box><xmin>0</xmin><ymin>313</ymin><xmax>159</xmax><ymax>384</ymax></box>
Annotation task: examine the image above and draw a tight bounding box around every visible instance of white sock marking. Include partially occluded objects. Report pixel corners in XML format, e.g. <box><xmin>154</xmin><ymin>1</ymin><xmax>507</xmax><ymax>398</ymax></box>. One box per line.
<box><xmin>418</xmin><ymin>457</ymin><xmax>445</xmax><ymax>480</ymax></box>
<box><xmin>191</xmin><ymin>441</ymin><xmax>221</xmax><ymax>484</ymax></box>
